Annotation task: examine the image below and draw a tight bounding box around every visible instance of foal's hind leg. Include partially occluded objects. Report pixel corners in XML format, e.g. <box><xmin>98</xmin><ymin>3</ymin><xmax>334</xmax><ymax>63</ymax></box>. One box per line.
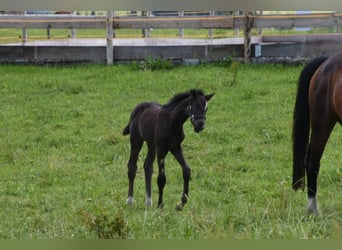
<box><xmin>156</xmin><ymin>146</ymin><xmax>168</xmax><ymax>209</ymax></box>
<box><xmin>126</xmin><ymin>136</ymin><xmax>143</xmax><ymax>206</ymax></box>
<box><xmin>144</xmin><ymin>145</ymin><xmax>155</xmax><ymax>207</ymax></box>
<box><xmin>171</xmin><ymin>145</ymin><xmax>191</xmax><ymax>210</ymax></box>
<box><xmin>306</xmin><ymin>121</ymin><xmax>335</xmax><ymax>215</ymax></box>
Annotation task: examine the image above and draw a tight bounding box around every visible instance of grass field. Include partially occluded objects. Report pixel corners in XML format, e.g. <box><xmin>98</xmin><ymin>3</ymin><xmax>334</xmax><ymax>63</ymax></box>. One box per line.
<box><xmin>0</xmin><ymin>62</ymin><xmax>341</xmax><ymax>239</ymax></box>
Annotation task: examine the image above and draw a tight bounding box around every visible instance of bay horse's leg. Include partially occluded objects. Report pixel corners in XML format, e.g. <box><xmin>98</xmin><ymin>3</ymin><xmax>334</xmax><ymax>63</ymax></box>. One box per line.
<box><xmin>170</xmin><ymin>145</ymin><xmax>191</xmax><ymax>210</ymax></box>
<box><xmin>126</xmin><ymin>136</ymin><xmax>143</xmax><ymax>206</ymax></box>
<box><xmin>144</xmin><ymin>145</ymin><xmax>155</xmax><ymax>207</ymax></box>
<box><xmin>306</xmin><ymin>121</ymin><xmax>335</xmax><ymax>215</ymax></box>
<box><xmin>156</xmin><ymin>146</ymin><xmax>168</xmax><ymax>209</ymax></box>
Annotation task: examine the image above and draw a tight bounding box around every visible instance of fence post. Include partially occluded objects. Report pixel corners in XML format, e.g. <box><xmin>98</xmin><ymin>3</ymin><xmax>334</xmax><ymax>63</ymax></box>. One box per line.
<box><xmin>234</xmin><ymin>10</ymin><xmax>240</xmax><ymax>37</ymax></box>
<box><xmin>70</xmin><ymin>11</ymin><xmax>77</xmax><ymax>39</ymax></box>
<box><xmin>335</xmin><ymin>13</ymin><xmax>341</xmax><ymax>32</ymax></box>
<box><xmin>178</xmin><ymin>11</ymin><xmax>184</xmax><ymax>38</ymax></box>
<box><xmin>106</xmin><ymin>10</ymin><xmax>114</xmax><ymax>65</ymax></box>
<box><xmin>257</xmin><ymin>11</ymin><xmax>263</xmax><ymax>35</ymax></box>
<box><xmin>244</xmin><ymin>11</ymin><xmax>252</xmax><ymax>63</ymax></box>
<box><xmin>21</xmin><ymin>28</ymin><xmax>27</xmax><ymax>43</ymax></box>
<box><xmin>208</xmin><ymin>11</ymin><xmax>214</xmax><ymax>39</ymax></box>
<box><xmin>142</xmin><ymin>11</ymin><xmax>151</xmax><ymax>38</ymax></box>
<box><xmin>21</xmin><ymin>11</ymin><xmax>27</xmax><ymax>43</ymax></box>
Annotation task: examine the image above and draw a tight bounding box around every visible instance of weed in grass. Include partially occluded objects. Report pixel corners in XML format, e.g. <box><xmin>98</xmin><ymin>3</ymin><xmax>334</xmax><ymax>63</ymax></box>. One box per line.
<box><xmin>103</xmin><ymin>132</ymin><xmax>119</xmax><ymax>146</ymax></box>
<box><xmin>228</xmin><ymin>60</ymin><xmax>240</xmax><ymax>86</ymax></box>
<box><xmin>79</xmin><ymin>209</ymin><xmax>129</xmax><ymax>239</ymax></box>
<box><xmin>136</xmin><ymin>57</ymin><xmax>173</xmax><ymax>71</ymax></box>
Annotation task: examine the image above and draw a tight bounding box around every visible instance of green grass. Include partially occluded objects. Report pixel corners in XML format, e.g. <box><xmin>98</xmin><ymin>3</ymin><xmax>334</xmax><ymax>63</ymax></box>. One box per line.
<box><xmin>0</xmin><ymin>62</ymin><xmax>341</xmax><ymax>239</ymax></box>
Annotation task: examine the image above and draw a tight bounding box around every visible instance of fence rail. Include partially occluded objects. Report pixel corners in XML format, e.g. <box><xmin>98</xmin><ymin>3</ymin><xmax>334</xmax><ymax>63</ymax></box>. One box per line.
<box><xmin>1</xmin><ymin>13</ymin><xmax>342</xmax><ymax>29</ymax></box>
<box><xmin>0</xmin><ymin>14</ymin><xmax>235</xmax><ymax>29</ymax></box>
<box><xmin>0</xmin><ymin>12</ymin><xmax>342</xmax><ymax>64</ymax></box>
<box><xmin>248</xmin><ymin>13</ymin><xmax>342</xmax><ymax>28</ymax></box>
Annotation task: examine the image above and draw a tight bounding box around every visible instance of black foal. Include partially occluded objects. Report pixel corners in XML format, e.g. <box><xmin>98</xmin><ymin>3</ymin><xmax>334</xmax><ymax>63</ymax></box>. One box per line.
<box><xmin>123</xmin><ymin>89</ymin><xmax>214</xmax><ymax>210</ymax></box>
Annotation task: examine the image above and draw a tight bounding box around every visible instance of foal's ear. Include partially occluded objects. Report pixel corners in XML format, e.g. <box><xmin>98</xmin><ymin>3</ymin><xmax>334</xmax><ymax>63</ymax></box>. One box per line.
<box><xmin>205</xmin><ymin>93</ymin><xmax>215</xmax><ymax>101</ymax></box>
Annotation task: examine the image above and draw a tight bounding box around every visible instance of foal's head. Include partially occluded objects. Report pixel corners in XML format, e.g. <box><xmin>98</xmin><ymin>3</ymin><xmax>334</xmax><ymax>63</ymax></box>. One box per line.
<box><xmin>187</xmin><ymin>89</ymin><xmax>215</xmax><ymax>133</ymax></box>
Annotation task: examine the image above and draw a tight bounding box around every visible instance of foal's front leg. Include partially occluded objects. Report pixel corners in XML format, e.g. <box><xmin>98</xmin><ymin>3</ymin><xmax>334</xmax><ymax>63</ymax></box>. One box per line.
<box><xmin>171</xmin><ymin>145</ymin><xmax>191</xmax><ymax>210</ymax></box>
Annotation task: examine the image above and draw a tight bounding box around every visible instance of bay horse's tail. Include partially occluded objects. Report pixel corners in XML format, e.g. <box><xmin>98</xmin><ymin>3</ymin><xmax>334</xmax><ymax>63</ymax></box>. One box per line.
<box><xmin>292</xmin><ymin>56</ymin><xmax>328</xmax><ymax>190</ymax></box>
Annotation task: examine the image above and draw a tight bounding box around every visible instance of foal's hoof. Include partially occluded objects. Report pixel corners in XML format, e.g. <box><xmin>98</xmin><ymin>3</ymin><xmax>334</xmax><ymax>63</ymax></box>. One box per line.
<box><xmin>126</xmin><ymin>197</ymin><xmax>134</xmax><ymax>206</ymax></box>
<box><xmin>308</xmin><ymin>209</ymin><xmax>320</xmax><ymax>216</ymax></box>
<box><xmin>307</xmin><ymin>207</ymin><xmax>320</xmax><ymax>216</ymax></box>
<box><xmin>307</xmin><ymin>197</ymin><xmax>320</xmax><ymax>216</ymax></box>
<box><xmin>145</xmin><ymin>198</ymin><xmax>153</xmax><ymax>207</ymax></box>
<box><xmin>176</xmin><ymin>202</ymin><xmax>184</xmax><ymax>211</ymax></box>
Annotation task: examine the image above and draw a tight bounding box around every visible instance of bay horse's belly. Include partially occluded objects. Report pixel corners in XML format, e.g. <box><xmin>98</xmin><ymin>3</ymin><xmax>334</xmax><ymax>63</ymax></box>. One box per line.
<box><xmin>333</xmin><ymin>78</ymin><xmax>342</xmax><ymax>124</ymax></box>
<box><xmin>310</xmin><ymin>59</ymin><xmax>342</xmax><ymax>125</ymax></box>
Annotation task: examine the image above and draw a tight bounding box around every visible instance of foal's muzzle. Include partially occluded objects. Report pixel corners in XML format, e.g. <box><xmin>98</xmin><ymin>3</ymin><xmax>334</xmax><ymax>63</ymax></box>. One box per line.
<box><xmin>192</xmin><ymin>118</ymin><xmax>206</xmax><ymax>133</ymax></box>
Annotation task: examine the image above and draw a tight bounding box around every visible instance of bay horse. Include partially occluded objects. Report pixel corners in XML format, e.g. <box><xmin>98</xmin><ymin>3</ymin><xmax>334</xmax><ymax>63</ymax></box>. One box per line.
<box><xmin>293</xmin><ymin>51</ymin><xmax>342</xmax><ymax>215</ymax></box>
<box><xmin>123</xmin><ymin>89</ymin><xmax>214</xmax><ymax>210</ymax></box>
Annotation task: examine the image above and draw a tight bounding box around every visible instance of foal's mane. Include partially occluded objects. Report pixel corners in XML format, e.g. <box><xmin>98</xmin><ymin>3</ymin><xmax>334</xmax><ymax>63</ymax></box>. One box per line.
<box><xmin>163</xmin><ymin>89</ymin><xmax>205</xmax><ymax>108</ymax></box>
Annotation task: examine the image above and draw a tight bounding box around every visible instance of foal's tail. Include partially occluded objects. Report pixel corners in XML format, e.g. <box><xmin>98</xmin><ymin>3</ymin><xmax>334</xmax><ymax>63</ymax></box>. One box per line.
<box><xmin>122</xmin><ymin>102</ymin><xmax>151</xmax><ymax>136</ymax></box>
<box><xmin>292</xmin><ymin>56</ymin><xmax>327</xmax><ymax>190</ymax></box>
<box><xmin>122</xmin><ymin>124</ymin><xmax>130</xmax><ymax>136</ymax></box>
<box><xmin>122</xmin><ymin>110</ymin><xmax>137</xmax><ymax>136</ymax></box>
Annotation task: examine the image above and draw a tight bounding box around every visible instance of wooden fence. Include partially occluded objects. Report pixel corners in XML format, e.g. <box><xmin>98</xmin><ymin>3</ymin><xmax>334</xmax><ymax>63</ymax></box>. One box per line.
<box><xmin>1</xmin><ymin>12</ymin><xmax>342</xmax><ymax>64</ymax></box>
<box><xmin>1</xmin><ymin>12</ymin><xmax>341</xmax><ymax>29</ymax></box>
